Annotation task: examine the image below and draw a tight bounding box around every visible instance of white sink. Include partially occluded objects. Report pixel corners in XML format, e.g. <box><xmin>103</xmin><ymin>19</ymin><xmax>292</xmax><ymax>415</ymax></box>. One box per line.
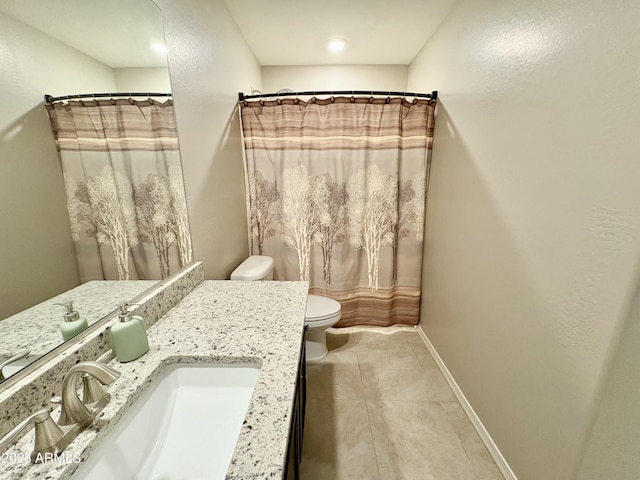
<box><xmin>72</xmin><ymin>363</ymin><xmax>261</xmax><ymax>480</ymax></box>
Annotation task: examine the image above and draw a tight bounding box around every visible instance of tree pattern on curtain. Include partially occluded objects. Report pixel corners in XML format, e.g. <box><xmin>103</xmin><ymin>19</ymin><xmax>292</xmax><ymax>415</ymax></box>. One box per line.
<box><xmin>241</xmin><ymin>96</ymin><xmax>436</xmax><ymax>326</ymax></box>
<box><xmin>47</xmin><ymin>99</ymin><xmax>193</xmax><ymax>282</ymax></box>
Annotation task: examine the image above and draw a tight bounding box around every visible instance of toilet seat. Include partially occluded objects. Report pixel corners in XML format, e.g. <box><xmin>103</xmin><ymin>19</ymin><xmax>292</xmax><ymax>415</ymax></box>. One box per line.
<box><xmin>230</xmin><ymin>255</ymin><xmax>340</xmax><ymax>363</ymax></box>
<box><xmin>305</xmin><ymin>295</ymin><xmax>341</xmax><ymax>326</ymax></box>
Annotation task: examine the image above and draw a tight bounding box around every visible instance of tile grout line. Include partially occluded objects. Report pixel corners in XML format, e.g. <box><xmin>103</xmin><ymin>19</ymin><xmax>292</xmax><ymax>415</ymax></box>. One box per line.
<box><xmin>353</xmin><ymin>341</ymin><xmax>384</xmax><ymax>480</ymax></box>
<box><xmin>410</xmin><ymin>339</ymin><xmax>485</xmax><ymax>479</ymax></box>
<box><xmin>437</xmin><ymin>400</ymin><xmax>484</xmax><ymax>480</ymax></box>
<box><xmin>326</xmin><ymin>329</ymin><xmax>497</xmax><ymax>479</ymax></box>
<box><xmin>415</xmin><ymin>326</ymin><xmax>518</xmax><ymax>480</ymax></box>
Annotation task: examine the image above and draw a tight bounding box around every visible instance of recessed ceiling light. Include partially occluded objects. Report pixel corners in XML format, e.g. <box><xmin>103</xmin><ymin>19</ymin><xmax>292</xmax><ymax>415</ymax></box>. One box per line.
<box><xmin>151</xmin><ymin>44</ymin><xmax>168</xmax><ymax>54</ymax></box>
<box><xmin>327</xmin><ymin>38</ymin><xmax>347</xmax><ymax>52</ymax></box>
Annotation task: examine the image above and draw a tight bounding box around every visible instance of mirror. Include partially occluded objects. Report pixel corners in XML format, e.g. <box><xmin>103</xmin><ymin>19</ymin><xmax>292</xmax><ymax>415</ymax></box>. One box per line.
<box><xmin>0</xmin><ymin>0</ymin><xmax>190</xmax><ymax>382</ymax></box>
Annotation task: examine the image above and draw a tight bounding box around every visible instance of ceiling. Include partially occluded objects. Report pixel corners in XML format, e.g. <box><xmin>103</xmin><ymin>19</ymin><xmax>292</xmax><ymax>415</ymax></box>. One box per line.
<box><xmin>0</xmin><ymin>0</ymin><xmax>456</xmax><ymax>68</ymax></box>
<box><xmin>223</xmin><ymin>0</ymin><xmax>457</xmax><ymax>65</ymax></box>
<box><xmin>0</xmin><ymin>0</ymin><xmax>167</xmax><ymax>68</ymax></box>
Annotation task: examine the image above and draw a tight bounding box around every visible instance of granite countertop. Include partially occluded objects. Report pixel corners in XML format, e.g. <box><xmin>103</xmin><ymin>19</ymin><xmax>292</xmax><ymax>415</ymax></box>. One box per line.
<box><xmin>0</xmin><ymin>280</ymin><xmax>308</xmax><ymax>480</ymax></box>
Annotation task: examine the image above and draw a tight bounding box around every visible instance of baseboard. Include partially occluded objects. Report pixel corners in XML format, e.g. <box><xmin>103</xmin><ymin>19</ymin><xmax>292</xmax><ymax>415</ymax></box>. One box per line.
<box><xmin>415</xmin><ymin>325</ymin><xmax>518</xmax><ymax>480</ymax></box>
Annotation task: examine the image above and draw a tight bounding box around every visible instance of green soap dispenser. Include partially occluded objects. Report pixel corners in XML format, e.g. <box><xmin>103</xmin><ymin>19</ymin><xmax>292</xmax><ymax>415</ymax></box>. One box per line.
<box><xmin>110</xmin><ymin>303</ymin><xmax>149</xmax><ymax>363</ymax></box>
<box><xmin>55</xmin><ymin>301</ymin><xmax>89</xmax><ymax>341</ymax></box>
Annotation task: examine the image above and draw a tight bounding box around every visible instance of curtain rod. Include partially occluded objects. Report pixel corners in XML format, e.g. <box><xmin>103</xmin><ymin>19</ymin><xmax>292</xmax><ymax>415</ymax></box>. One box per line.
<box><xmin>238</xmin><ymin>90</ymin><xmax>437</xmax><ymax>101</ymax></box>
<box><xmin>44</xmin><ymin>92</ymin><xmax>172</xmax><ymax>104</ymax></box>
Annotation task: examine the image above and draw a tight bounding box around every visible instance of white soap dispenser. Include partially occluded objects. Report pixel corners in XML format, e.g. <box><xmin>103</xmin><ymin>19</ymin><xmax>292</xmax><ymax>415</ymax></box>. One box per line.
<box><xmin>110</xmin><ymin>303</ymin><xmax>149</xmax><ymax>363</ymax></box>
<box><xmin>55</xmin><ymin>301</ymin><xmax>89</xmax><ymax>341</ymax></box>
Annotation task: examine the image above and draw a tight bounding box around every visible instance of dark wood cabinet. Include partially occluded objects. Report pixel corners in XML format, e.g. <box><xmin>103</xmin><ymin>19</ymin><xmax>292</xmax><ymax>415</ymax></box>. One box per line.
<box><xmin>284</xmin><ymin>333</ymin><xmax>306</xmax><ymax>479</ymax></box>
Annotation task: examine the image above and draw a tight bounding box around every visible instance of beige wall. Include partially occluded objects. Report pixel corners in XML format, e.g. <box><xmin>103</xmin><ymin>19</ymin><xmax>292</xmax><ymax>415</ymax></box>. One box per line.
<box><xmin>262</xmin><ymin>64</ymin><xmax>408</xmax><ymax>93</ymax></box>
<box><xmin>113</xmin><ymin>67</ymin><xmax>172</xmax><ymax>92</ymax></box>
<box><xmin>577</xmin><ymin>276</ymin><xmax>640</xmax><ymax>479</ymax></box>
<box><xmin>0</xmin><ymin>13</ymin><xmax>118</xmax><ymax>319</ymax></box>
<box><xmin>156</xmin><ymin>0</ymin><xmax>262</xmax><ymax>279</ymax></box>
<box><xmin>408</xmin><ymin>0</ymin><xmax>640</xmax><ymax>478</ymax></box>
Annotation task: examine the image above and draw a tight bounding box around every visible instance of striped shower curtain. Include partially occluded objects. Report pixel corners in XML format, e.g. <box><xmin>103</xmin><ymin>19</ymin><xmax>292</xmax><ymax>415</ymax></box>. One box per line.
<box><xmin>240</xmin><ymin>96</ymin><xmax>436</xmax><ymax>326</ymax></box>
<box><xmin>46</xmin><ymin>99</ymin><xmax>193</xmax><ymax>282</ymax></box>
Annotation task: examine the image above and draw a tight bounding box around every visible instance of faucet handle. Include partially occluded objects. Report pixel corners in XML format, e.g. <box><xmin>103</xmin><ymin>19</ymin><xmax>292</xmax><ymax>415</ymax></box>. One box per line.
<box><xmin>95</xmin><ymin>351</ymin><xmax>113</xmax><ymax>364</ymax></box>
<box><xmin>0</xmin><ymin>409</ymin><xmax>64</xmax><ymax>463</ymax></box>
<box><xmin>81</xmin><ymin>352</ymin><xmax>116</xmax><ymax>405</ymax></box>
<box><xmin>0</xmin><ymin>350</ymin><xmax>31</xmax><ymax>381</ymax></box>
<box><xmin>82</xmin><ymin>374</ymin><xmax>110</xmax><ymax>405</ymax></box>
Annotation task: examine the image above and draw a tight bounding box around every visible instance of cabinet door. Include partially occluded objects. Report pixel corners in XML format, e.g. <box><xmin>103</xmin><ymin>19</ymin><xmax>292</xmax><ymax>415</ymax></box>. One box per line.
<box><xmin>285</xmin><ymin>405</ymin><xmax>299</xmax><ymax>480</ymax></box>
<box><xmin>298</xmin><ymin>337</ymin><xmax>307</xmax><ymax>461</ymax></box>
<box><xmin>285</xmin><ymin>335</ymin><xmax>306</xmax><ymax>480</ymax></box>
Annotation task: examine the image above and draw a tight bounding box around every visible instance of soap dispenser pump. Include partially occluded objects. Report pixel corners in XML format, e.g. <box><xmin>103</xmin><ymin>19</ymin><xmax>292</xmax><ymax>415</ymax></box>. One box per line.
<box><xmin>110</xmin><ymin>303</ymin><xmax>149</xmax><ymax>363</ymax></box>
<box><xmin>55</xmin><ymin>301</ymin><xmax>88</xmax><ymax>341</ymax></box>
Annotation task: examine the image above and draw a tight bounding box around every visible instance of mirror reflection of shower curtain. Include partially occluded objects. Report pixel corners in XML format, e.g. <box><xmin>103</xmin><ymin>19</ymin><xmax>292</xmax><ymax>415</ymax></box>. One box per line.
<box><xmin>240</xmin><ymin>96</ymin><xmax>436</xmax><ymax>327</ymax></box>
<box><xmin>46</xmin><ymin>99</ymin><xmax>193</xmax><ymax>282</ymax></box>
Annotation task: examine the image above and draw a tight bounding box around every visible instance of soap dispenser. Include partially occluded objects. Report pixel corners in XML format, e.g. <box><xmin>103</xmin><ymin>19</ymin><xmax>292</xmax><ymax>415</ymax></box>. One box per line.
<box><xmin>110</xmin><ymin>303</ymin><xmax>149</xmax><ymax>362</ymax></box>
<box><xmin>55</xmin><ymin>301</ymin><xmax>89</xmax><ymax>341</ymax></box>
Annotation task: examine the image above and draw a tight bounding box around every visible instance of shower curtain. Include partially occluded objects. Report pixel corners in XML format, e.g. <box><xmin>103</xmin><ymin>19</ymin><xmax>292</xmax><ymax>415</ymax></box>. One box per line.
<box><xmin>240</xmin><ymin>96</ymin><xmax>436</xmax><ymax>326</ymax></box>
<box><xmin>46</xmin><ymin>98</ymin><xmax>193</xmax><ymax>282</ymax></box>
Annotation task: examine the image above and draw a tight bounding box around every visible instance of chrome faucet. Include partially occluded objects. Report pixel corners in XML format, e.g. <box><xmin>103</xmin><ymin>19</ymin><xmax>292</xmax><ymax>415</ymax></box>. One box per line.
<box><xmin>0</xmin><ymin>361</ymin><xmax>120</xmax><ymax>463</ymax></box>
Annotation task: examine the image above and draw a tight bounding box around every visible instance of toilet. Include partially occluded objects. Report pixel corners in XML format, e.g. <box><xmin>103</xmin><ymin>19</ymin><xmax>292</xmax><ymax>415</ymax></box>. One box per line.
<box><xmin>230</xmin><ymin>255</ymin><xmax>341</xmax><ymax>363</ymax></box>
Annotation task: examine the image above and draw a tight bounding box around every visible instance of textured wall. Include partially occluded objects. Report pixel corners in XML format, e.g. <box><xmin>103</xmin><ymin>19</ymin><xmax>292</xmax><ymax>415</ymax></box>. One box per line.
<box><xmin>408</xmin><ymin>0</ymin><xmax>640</xmax><ymax>478</ymax></box>
<box><xmin>113</xmin><ymin>67</ymin><xmax>172</xmax><ymax>92</ymax></box>
<box><xmin>262</xmin><ymin>65</ymin><xmax>409</xmax><ymax>93</ymax></box>
<box><xmin>156</xmin><ymin>0</ymin><xmax>262</xmax><ymax>279</ymax></box>
<box><xmin>0</xmin><ymin>13</ymin><xmax>118</xmax><ymax>319</ymax></box>
<box><xmin>577</xmin><ymin>276</ymin><xmax>640</xmax><ymax>479</ymax></box>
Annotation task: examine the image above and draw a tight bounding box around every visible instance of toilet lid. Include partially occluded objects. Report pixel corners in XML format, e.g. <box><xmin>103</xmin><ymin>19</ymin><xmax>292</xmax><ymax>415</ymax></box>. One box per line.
<box><xmin>306</xmin><ymin>295</ymin><xmax>341</xmax><ymax>322</ymax></box>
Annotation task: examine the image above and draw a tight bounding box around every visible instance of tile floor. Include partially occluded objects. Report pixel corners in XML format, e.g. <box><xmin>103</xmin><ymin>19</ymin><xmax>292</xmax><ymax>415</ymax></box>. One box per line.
<box><xmin>300</xmin><ymin>327</ymin><xmax>504</xmax><ymax>480</ymax></box>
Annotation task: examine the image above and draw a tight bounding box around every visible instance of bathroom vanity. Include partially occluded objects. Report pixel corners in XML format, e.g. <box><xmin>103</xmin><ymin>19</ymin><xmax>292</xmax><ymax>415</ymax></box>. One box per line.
<box><xmin>0</xmin><ymin>276</ymin><xmax>308</xmax><ymax>480</ymax></box>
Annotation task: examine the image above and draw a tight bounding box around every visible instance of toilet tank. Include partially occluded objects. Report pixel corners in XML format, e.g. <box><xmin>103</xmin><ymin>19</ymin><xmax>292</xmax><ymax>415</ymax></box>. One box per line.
<box><xmin>230</xmin><ymin>255</ymin><xmax>274</xmax><ymax>281</ymax></box>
